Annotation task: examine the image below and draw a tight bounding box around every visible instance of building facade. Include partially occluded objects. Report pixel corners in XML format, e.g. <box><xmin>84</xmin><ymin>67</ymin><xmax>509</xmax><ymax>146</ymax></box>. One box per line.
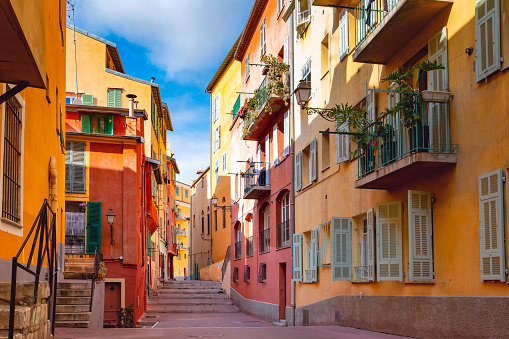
<box><xmin>175</xmin><ymin>181</ymin><xmax>191</xmax><ymax>280</ymax></box>
<box><xmin>190</xmin><ymin>168</ymin><xmax>211</xmax><ymax>279</ymax></box>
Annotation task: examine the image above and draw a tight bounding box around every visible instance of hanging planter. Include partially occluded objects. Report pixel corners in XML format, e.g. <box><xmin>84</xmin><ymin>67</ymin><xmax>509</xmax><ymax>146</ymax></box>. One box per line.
<box><xmin>421</xmin><ymin>90</ymin><xmax>451</xmax><ymax>103</ymax></box>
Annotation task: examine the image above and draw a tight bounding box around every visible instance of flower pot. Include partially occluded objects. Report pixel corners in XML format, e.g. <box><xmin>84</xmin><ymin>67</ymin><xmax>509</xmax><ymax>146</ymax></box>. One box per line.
<box><xmin>409</xmin><ymin>124</ymin><xmax>430</xmax><ymax>152</ymax></box>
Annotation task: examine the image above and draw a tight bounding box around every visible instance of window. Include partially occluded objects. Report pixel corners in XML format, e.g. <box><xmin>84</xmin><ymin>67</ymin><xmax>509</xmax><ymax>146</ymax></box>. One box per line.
<box><xmin>297</xmin><ymin>0</ymin><xmax>310</xmax><ymax>25</ymax></box>
<box><xmin>215</xmin><ymin>159</ymin><xmax>219</xmax><ymax>185</ymax></box>
<box><xmin>366</xmin><ymin>87</ymin><xmax>376</xmax><ymax>122</ymax></box>
<box><xmin>65</xmin><ymin>141</ymin><xmax>86</xmax><ymax>193</ymax></box>
<box><xmin>321</xmin><ymin>129</ymin><xmax>330</xmax><ymax>170</ymax></box>
<box><xmin>293</xmin><ymin>233</ymin><xmax>303</xmax><ymax>281</ymax></box>
<box><xmin>331</xmin><ymin>217</ymin><xmax>351</xmax><ymax>281</ymax></box>
<box><xmin>1</xmin><ymin>93</ymin><xmax>24</xmax><ymax>230</ymax></box>
<box><xmin>222</xmin><ymin>152</ymin><xmax>227</xmax><ymax>173</ymax></box>
<box><xmin>273</xmin><ymin>124</ymin><xmax>279</xmax><ymax>166</ymax></box>
<box><xmin>284</xmin><ymin>112</ymin><xmax>289</xmax><ymax>156</ymax></box>
<box><xmin>278</xmin><ymin>0</ymin><xmax>285</xmax><ymax>15</ymax></box>
<box><xmin>260</xmin><ymin>17</ymin><xmax>267</xmax><ymax>58</ymax></box>
<box><xmin>213</xmin><ymin>126</ymin><xmax>220</xmax><ymax>153</ymax></box>
<box><xmin>244</xmin><ymin>265</ymin><xmax>251</xmax><ymax>283</ymax></box>
<box><xmin>185</xmin><ymin>190</ymin><xmax>188</xmax><ymax>199</ymax></box>
<box><xmin>81</xmin><ymin>115</ymin><xmax>113</xmax><ymax>135</ymax></box>
<box><xmin>107</xmin><ymin>88</ymin><xmax>122</xmax><ymax>108</ymax></box>
<box><xmin>245</xmin><ymin>52</ymin><xmax>251</xmax><ymax>82</ymax></box>
<box><xmin>408</xmin><ymin>191</ymin><xmax>434</xmax><ymax>282</ymax></box>
<box><xmin>223</xmin><ymin>208</ymin><xmax>226</xmax><ymax>229</ymax></box>
<box><xmin>260</xmin><ymin>204</ymin><xmax>270</xmax><ymax>253</ymax></box>
<box><xmin>317</xmin><ymin>221</ymin><xmax>331</xmax><ymax>267</ymax></box>
<box><xmin>176</xmin><ymin>187</ymin><xmax>180</xmax><ymax>196</ymax></box>
<box><xmin>339</xmin><ymin>10</ymin><xmax>349</xmax><ymax>60</ymax></box>
<box><xmin>321</xmin><ymin>36</ymin><xmax>329</xmax><ymax>76</ymax></box>
<box><xmin>301</xmin><ymin>58</ymin><xmax>312</xmax><ymax>84</ymax></box>
<box><xmin>475</xmin><ymin>0</ymin><xmax>501</xmax><ymax>81</ymax></box>
<box><xmin>233</xmin><ymin>267</ymin><xmax>239</xmax><ymax>283</ymax></box>
<box><xmin>336</xmin><ymin>123</ymin><xmax>350</xmax><ymax>163</ymax></box>
<box><xmin>258</xmin><ymin>263</ymin><xmax>267</xmax><ymax>283</ymax></box>
<box><xmin>296</xmin><ymin>138</ymin><xmax>317</xmax><ymax>190</ymax></box>
<box><xmin>82</xmin><ymin>94</ymin><xmax>93</xmax><ymax>106</ymax></box>
<box><xmin>278</xmin><ymin>193</ymin><xmax>291</xmax><ymax>249</ymax></box>
<box><xmin>207</xmin><ymin>213</ymin><xmax>210</xmax><ymax>235</ymax></box>
<box><xmin>478</xmin><ymin>170</ymin><xmax>505</xmax><ymax>281</ymax></box>
<box><xmin>354</xmin><ymin>211</ymin><xmax>374</xmax><ymax>282</ymax></box>
<box><xmin>376</xmin><ymin>201</ymin><xmax>402</xmax><ymax>281</ymax></box>
<box><xmin>201</xmin><ymin>213</ymin><xmax>204</xmax><ymax>234</ymax></box>
<box><xmin>302</xmin><ymin>229</ymin><xmax>317</xmax><ymax>282</ymax></box>
<box><xmin>212</xmin><ymin>94</ymin><xmax>220</xmax><ymax>122</ymax></box>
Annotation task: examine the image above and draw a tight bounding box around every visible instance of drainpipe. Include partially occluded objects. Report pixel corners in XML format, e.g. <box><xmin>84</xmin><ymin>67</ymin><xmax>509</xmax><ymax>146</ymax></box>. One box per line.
<box><xmin>289</xmin><ymin>8</ymin><xmax>296</xmax><ymax>327</ymax></box>
<box><xmin>49</xmin><ymin>156</ymin><xmax>60</xmax><ymax>277</ymax></box>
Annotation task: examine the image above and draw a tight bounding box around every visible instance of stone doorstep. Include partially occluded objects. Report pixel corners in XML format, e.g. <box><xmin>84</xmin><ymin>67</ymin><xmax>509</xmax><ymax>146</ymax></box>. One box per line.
<box><xmin>158</xmin><ymin>289</ymin><xmax>223</xmax><ymax>294</ymax></box>
<box><xmin>161</xmin><ymin>285</ymin><xmax>221</xmax><ymax>290</ymax></box>
<box><xmin>0</xmin><ymin>282</ymin><xmax>50</xmax><ymax>306</ymax></box>
<box><xmin>56</xmin><ymin>289</ymin><xmax>91</xmax><ymax>297</ymax></box>
<box><xmin>55</xmin><ymin>312</ymin><xmax>91</xmax><ymax>322</ymax></box>
<box><xmin>0</xmin><ymin>304</ymin><xmax>47</xmax><ymax>331</ymax></box>
<box><xmin>57</xmin><ymin>281</ymin><xmax>92</xmax><ymax>290</ymax></box>
<box><xmin>56</xmin><ymin>297</ymin><xmax>90</xmax><ymax>305</ymax></box>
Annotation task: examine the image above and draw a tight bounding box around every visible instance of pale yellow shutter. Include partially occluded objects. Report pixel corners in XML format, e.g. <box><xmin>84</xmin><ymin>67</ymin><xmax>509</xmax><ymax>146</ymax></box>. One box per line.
<box><xmin>376</xmin><ymin>201</ymin><xmax>402</xmax><ymax>281</ymax></box>
<box><xmin>408</xmin><ymin>191</ymin><xmax>434</xmax><ymax>281</ymax></box>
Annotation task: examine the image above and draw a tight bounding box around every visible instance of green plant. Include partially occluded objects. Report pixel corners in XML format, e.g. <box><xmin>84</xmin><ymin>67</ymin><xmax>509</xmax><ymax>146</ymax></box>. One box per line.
<box><xmin>98</xmin><ymin>261</ymin><xmax>107</xmax><ymax>276</ymax></box>
<box><xmin>262</xmin><ymin>54</ymin><xmax>290</xmax><ymax>104</ymax></box>
<box><xmin>116</xmin><ymin>304</ymin><xmax>135</xmax><ymax>328</ymax></box>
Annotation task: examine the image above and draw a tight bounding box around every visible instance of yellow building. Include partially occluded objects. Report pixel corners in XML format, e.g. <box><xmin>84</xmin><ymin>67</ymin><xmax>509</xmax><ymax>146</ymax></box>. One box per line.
<box><xmin>206</xmin><ymin>37</ymin><xmax>242</xmax><ymax>265</ymax></box>
<box><xmin>287</xmin><ymin>0</ymin><xmax>509</xmax><ymax>336</ymax></box>
<box><xmin>190</xmin><ymin>168</ymin><xmax>211</xmax><ymax>279</ymax></box>
<box><xmin>65</xmin><ymin>25</ymin><xmax>172</xmax><ymax>289</ymax></box>
<box><xmin>174</xmin><ymin>181</ymin><xmax>191</xmax><ymax>280</ymax></box>
<box><xmin>0</xmin><ymin>0</ymin><xmax>66</xmax><ymax>279</ymax></box>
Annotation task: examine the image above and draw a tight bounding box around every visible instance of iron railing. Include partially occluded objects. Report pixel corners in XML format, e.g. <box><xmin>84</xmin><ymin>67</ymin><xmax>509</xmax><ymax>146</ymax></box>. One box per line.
<box><xmin>242</xmin><ymin>77</ymin><xmax>267</xmax><ymax>136</ymax></box>
<box><xmin>354</xmin><ymin>0</ymin><xmax>400</xmax><ymax>50</ymax></box>
<box><xmin>234</xmin><ymin>241</ymin><xmax>242</xmax><ymax>260</ymax></box>
<box><xmin>89</xmin><ymin>248</ymin><xmax>103</xmax><ymax>312</ymax></box>
<box><xmin>221</xmin><ymin>246</ymin><xmax>231</xmax><ymax>281</ymax></box>
<box><xmin>357</xmin><ymin>89</ymin><xmax>456</xmax><ymax>178</ymax></box>
<box><xmin>354</xmin><ymin>265</ymin><xmax>371</xmax><ymax>281</ymax></box>
<box><xmin>243</xmin><ymin>161</ymin><xmax>270</xmax><ymax>195</ymax></box>
<box><xmin>277</xmin><ymin>221</ymin><xmax>291</xmax><ymax>249</ymax></box>
<box><xmin>259</xmin><ymin>229</ymin><xmax>270</xmax><ymax>254</ymax></box>
<box><xmin>246</xmin><ymin>236</ymin><xmax>254</xmax><ymax>257</ymax></box>
<box><xmin>9</xmin><ymin>199</ymin><xmax>58</xmax><ymax>339</ymax></box>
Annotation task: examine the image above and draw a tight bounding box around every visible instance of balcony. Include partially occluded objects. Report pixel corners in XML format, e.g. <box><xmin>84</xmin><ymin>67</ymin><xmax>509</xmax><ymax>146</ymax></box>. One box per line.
<box><xmin>234</xmin><ymin>241</ymin><xmax>241</xmax><ymax>260</ymax></box>
<box><xmin>277</xmin><ymin>221</ymin><xmax>291</xmax><ymax>249</ymax></box>
<box><xmin>242</xmin><ymin>77</ymin><xmax>287</xmax><ymax>141</ymax></box>
<box><xmin>353</xmin><ymin>0</ymin><xmax>453</xmax><ymax>64</ymax></box>
<box><xmin>259</xmin><ymin>229</ymin><xmax>270</xmax><ymax>254</ymax></box>
<box><xmin>355</xmin><ymin>89</ymin><xmax>457</xmax><ymax>189</ymax></box>
<box><xmin>243</xmin><ymin>162</ymin><xmax>271</xmax><ymax>200</ymax></box>
<box><xmin>246</xmin><ymin>236</ymin><xmax>254</xmax><ymax>257</ymax></box>
<box><xmin>176</xmin><ymin>229</ymin><xmax>187</xmax><ymax>237</ymax></box>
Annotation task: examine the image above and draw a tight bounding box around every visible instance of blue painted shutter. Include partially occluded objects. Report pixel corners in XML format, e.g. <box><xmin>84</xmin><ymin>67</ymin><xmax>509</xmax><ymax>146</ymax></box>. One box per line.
<box><xmin>331</xmin><ymin>217</ymin><xmax>351</xmax><ymax>281</ymax></box>
<box><xmin>86</xmin><ymin>201</ymin><xmax>101</xmax><ymax>254</ymax></box>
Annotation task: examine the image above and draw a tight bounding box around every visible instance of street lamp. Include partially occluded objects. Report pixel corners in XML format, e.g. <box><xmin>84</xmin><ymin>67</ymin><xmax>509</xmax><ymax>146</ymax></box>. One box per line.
<box><xmin>293</xmin><ymin>79</ymin><xmax>336</xmax><ymax>122</ymax></box>
<box><xmin>211</xmin><ymin>194</ymin><xmax>231</xmax><ymax>211</ymax></box>
<box><xmin>106</xmin><ymin>209</ymin><xmax>116</xmax><ymax>245</ymax></box>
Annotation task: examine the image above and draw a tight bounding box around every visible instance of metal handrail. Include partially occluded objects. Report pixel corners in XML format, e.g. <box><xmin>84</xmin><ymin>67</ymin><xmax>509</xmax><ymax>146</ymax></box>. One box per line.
<box><xmin>89</xmin><ymin>248</ymin><xmax>102</xmax><ymax>312</ymax></box>
<box><xmin>9</xmin><ymin>199</ymin><xmax>58</xmax><ymax>339</ymax></box>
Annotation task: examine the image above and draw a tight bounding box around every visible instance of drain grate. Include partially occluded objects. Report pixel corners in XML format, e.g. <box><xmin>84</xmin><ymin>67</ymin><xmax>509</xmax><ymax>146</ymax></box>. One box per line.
<box><xmin>187</xmin><ymin>333</ymin><xmax>224</xmax><ymax>337</ymax></box>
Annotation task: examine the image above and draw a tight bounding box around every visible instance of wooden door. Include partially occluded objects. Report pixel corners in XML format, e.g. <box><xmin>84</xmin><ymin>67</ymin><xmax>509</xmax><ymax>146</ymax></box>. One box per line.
<box><xmin>279</xmin><ymin>263</ymin><xmax>286</xmax><ymax>320</ymax></box>
<box><xmin>104</xmin><ymin>282</ymin><xmax>121</xmax><ymax>325</ymax></box>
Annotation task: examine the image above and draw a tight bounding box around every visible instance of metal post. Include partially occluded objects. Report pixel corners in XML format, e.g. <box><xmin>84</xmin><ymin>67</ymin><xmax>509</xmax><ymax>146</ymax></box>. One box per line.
<box><xmin>9</xmin><ymin>257</ymin><xmax>17</xmax><ymax>339</ymax></box>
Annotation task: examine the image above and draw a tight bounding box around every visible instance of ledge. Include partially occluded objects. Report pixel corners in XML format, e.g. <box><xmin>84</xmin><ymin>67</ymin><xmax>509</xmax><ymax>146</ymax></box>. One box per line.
<box><xmin>404</xmin><ymin>281</ymin><xmax>435</xmax><ymax>285</ymax></box>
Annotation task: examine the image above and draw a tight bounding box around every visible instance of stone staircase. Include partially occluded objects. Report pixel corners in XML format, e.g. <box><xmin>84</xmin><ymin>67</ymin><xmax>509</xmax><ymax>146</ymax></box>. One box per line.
<box><xmin>62</xmin><ymin>256</ymin><xmax>94</xmax><ymax>280</ymax></box>
<box><xmin>139</xmin><ymin>280</ymin><xmax>238</xmax><ymax>323</ymax></box>
<box><xmin>54</xmin><ymin>280</ymin><xmax>91</xmax><ymax>328</ymax></box>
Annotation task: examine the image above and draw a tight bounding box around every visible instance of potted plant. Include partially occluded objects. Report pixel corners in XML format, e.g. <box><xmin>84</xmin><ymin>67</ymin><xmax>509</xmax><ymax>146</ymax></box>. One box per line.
<box><xmin>79</xmin><ymin>202</ymin><xmax>86</xmax><ymax>212</ymax></box>
<box><xmin>97</xmin><ymin>261</ymin><xmax>107</xmax><ymax>280</ymax></box>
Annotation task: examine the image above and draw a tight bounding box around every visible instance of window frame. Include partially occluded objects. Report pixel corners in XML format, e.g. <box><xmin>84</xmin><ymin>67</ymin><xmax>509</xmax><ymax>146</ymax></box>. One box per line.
<box><xmin>245</xmin><ymin>52</ymin><xmax>251</xmax><ymax>82</ymax></box>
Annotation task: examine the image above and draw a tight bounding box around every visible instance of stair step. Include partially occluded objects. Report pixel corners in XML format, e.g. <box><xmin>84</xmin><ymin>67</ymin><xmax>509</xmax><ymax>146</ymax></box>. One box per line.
<box><xmin>161</xmin><ymin>285</ymin><xmax>221</xmax><ymax>290</ymax></box>
<box><xmin>57</xmin><ymin>289</ymin><xmax>91</xmax><ymax>297</ymax></box>
<box><xmin>159</xmin><ymin>289</ymin><xmax>224</xmax><ymax>294</ymax></box>
<box><xmin>146</xmin><ymin>307</ymin><xmax>239</xmax><ymax>314</ymax></box>
<box><xmin>56</xmin><ymin>296</ymin><xmax>91</xmax><ymax>305</ymax></box>
<box><xmin>55</xmin><ymin>320</ymin><xmax>90</xmax><ymax>328</ymax></box>
<box><xmin>152</xmin><ymin>299</ymin><xmax>233</xmax><ymax>306</ymax></box>
<box><xmin>56</xmin><ymin>304</ymin><xmax>90</xmax><ymax>313</ymax></box>
<box><xmin>57</xmin><ymin>281</ymin><xmax>92</xmax><ymax>290</ymax></box>
<box><xmin>65</xmin><ymin>257</ymin><xmax>94</xmax><ymax>263</ymax></box>
<box><xmin>63</xmin><ymin>272</ymin><xmax>94</xmax><ymax>279</ymax></box>
<box><xmin>155</xmin><ymin>294</ymin><xmax>228</xmax><ymax>300</ymax></box>
<box><xmin>163</xmin><ymin>281</ymin><xmax>221</xmax><ymax>287</ymax></box>
<box><xmin>55</xmin><ymin>312</ymin><xmax>91</xmax><ymax>321</ymax></box>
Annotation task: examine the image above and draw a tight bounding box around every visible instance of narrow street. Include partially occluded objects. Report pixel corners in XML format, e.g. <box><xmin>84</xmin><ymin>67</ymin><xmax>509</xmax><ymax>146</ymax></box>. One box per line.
<box><xmin>54</xmin><ymin>280</ymin><xmax>405</xmax><ymax>338</ymax></box>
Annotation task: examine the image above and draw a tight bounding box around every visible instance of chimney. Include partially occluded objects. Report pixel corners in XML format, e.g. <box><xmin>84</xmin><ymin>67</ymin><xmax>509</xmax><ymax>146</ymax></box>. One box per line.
<box><xmin>126</xmin><ymin>94</ymin><xmax>137</xmax><ymax>117</ymax></box>
<box><xmin>134</xmin><ymin>101</ymin><xmax>139</xmax><ymax>109</ymax></box>
<box><xmin>151</xmin><ymin>77</ymin><xmax>156</xmax><ymax>83</ymax></box>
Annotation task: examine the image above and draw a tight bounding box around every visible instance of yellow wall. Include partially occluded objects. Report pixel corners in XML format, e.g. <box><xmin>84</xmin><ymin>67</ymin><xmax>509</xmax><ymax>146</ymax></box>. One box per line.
<box><xmin>190</xmin><ymin>169</ymin><xmax>211</xmax><ymax>275</ymax></box>
<box><xmin>210</xmin><ymin>59</ymin><xmax>241</xmax><ymax>263</ymax></box>
<box><xmin>175</xmin><ymin>181</ymin><xmax>190</xmax><ymax>278</ymax></box>
<box><xmin>293</xmin><ymin>0</ymin><xmax>509</xmax><ymax>308</ymax></box>
<box><xmin>0</xmin><ymin>0</ymin><xmax>66</xmax><ymax>277</ymax></box>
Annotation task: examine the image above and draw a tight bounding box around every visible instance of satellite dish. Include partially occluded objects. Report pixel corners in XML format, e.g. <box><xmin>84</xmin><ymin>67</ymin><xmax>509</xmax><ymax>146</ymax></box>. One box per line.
<box><xmin>73</xmin><ymin>97</ymin><xmax>83</xmax><ymax>105</ymax></box>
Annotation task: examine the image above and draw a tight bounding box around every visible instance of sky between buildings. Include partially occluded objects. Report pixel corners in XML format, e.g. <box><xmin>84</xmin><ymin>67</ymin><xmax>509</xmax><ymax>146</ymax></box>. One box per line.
<box><xmin>71</xmin><ymin>0</ymin><xmax>253</xmax><ymax>184</ymax></box>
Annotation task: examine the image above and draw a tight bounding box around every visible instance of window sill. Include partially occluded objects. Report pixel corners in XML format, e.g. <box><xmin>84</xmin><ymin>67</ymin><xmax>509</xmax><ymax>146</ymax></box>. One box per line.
<box><xmin>301</xmin><ymin>281</ymin><xmax>316</xmax><ymax>284</ymax></box>
<box><xmin>351</xmin><ymin>280</ymin><xmax>373</xmax><ymax>284</ymax></box>
<box><xmin>321</xmin><ymin>165</ymin><xmax>330</xmax><ymax>173</ymax></box>
<box><xmin>404</xmin><ymin>281</ymin><xmax>435</xmax><ymax>285</ymax></box>
<box><xmin>276</xmin><ymin>245</ymin><xmax>291</xmax><ymax>251</ymax></box>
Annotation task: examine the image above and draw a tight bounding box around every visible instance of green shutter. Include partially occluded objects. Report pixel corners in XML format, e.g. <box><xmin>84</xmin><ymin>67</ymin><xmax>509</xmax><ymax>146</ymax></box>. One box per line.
<box><xmin>81</xmin><ymin>114</ymin><xmax>91</xmax><ymax>133</ymax></box>
<box><xmin>107</xmin><ymin>89</ymin><xmax>115</xmax><ymax>107</ymax></box>
<box><xmin>115</xmin><ymin>89</ymin><xmax>122</xmax><ymax>108</ymax></box>
<box><xmin>82</xmin><ymin>94</ymin><xmax>93</xmax><ymax>106</ymax></box>
<box><xmin>106</xmin><ymin>116</ymin><xmax>113</xmax><ymax>135</ymax></box>
<box><xmin>71</xmin><ymin>141</ymin><xmax>86</xmax><ymax>193</ymax></box>
<box><xmin>86</xmin><ymin>201</ymin><xmax>101</xmax><ymax>254</ymax></box>
<box><xmin>331</xmin><ymin>217</ymin><xmax>351</xmax><ymax>281</ymax></box>
<box><xmin>233</xmin><ymin>95</ymin><xmax>241</xmax><ymax>119</ymax></box>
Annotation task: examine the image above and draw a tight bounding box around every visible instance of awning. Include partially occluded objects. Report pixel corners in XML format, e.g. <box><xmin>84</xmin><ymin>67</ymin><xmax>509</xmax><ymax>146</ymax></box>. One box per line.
<box><xmin>146</xmin><ymin>198</ymin><xmax>159</xmax><ymax>235</ymax></box>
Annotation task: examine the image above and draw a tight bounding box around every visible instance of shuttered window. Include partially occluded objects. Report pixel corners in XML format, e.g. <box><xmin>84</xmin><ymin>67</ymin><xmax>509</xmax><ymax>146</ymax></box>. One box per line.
<box><xmin>408</xmin><ymin>191</ymin><xmax>434</xmax><ymax>281</ymax></box>
<box><xmin>310</xmin><ymin>137</ymin><xmax>317</xmax><ymax>182</ymax></box>
<box><xmin>107</xmin><ymin>88</ymin><xmax>122</xmax><ymax>108</ymax></box>
<box><xmin>295</xmin><ymin>151</ymin><xmax>302</xmax><ymax>191</ymax></box>
<box><xmin>475</xmin><ymin>0</ymin><xmax>501</xmax><ymax>82</ymax></box>
<box><xmin>245</xmin><ymin>52</ymin><xmax>251</xmax><ymax>82</ymax></box>
<box><xmin>366</xmin><ymin>209</ymin><xmax>375</xmax><ymax>281</ymax></box>
<box><xmin>86</xmin><ymin>201</ymin><xmax>101</xmax><ymax>254</ymax></box>
<box><xmin>366</xmin><ymin>87</ymin><xmax>376</xmax><ymax>122</ymax></box>
<box><xmin>65</xmin><ymin>141</ymin><xmax>86</xmax><ymax>193</ymax></box>
<box><xmin>284</xmin><ymin>112</ymin><xmax>289</xmax><ymax>156</ymax></box>
<box><xmin>265</xmin><ymin>134</ymin><xmax>270</xmax><ymax>185</ymax></box>
<box><xmin>81</xmin><ymin>94</ymin><xmax>93</xmax><ymax>106</ymax></box>
<box><xmin>81</xmin><ymin>115</ymin><xmax>113</xmax><ymax>135</ymax></box>
<box><xmin>212</xmin><ymin>94</ymin><xmax>220</xmax><ymax>122</ymax></box>
<box><xmin>317</xmin><ymin>221</ymin><xmax>331</xmax><ymax>267</ymax></box>
<box><xmin>293</xmin><ymin>233</ymin><xmax>303</xmax><ymax>281</ymax></box>
<box><xmin>339</xmin><ymin>10</ymin><xmax>349</xmax><ymax>60</ymax></box>
<box><xmin>222</xmin><ymin>152</ymin><xmax>227</xmax><ymax>173</ymax></box>
<box><xmin>336</xmin><ymin>123</ymin><xmax>350</xmax><ymax>163</ymax></box>
<box><xmin>478</xmin><ymin>169</ymin><xmax>505</xmax><ymax>281</ymax></box>
<box><xmin>260</xmin><ymin>17</ymin><xmax>267</xmax><ymax>59</ymax></box>
<box><xmin>376</xmin><ymin>201</ymin><xmax>402</xmax><ymax>281</ymax></box>
<box><xmin>331</xmin><ymin>217</ymin><xmax>351</xmax><ymax>281</ymax></box>
<box><xmin>308</xmin><ymin>228</ymin><xmax>318</xmax><ymax>282</ymax></box>
<box><xmin>273</xmin><ymin>124</ymin><xmax>279</xmax><ymax>166</ymax></box>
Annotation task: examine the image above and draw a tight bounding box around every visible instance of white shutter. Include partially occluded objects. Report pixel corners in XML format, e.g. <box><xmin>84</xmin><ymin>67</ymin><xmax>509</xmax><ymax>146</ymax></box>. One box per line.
<box><xmin>296</xmin><ymin>151</ymin><xmax>302</xmax><ymax>191</ymax></box>
<box><xmin>293</xmin><ymin>233</ymin><xmax>303</xmax><ymax>282</ymax></box>
<box><xmin>336</xmin><ymin>124</ymin><xmax>350</xmax><ymax>163</ymax></box>
<box><xmin>366</xmin><ymin>87</ymin><xmax>376</xmax><ymax>122</ymax></box>
<box><xmin>284</xmin><ymin>37</ymin><xmax>289</xmax><ymax>64</ymax></box>
<box><xmin>217</xmin><ymin>94</ymin><xmax>221</xmax><ymax>121</ymax></box>
<box><xmin>479</xmin><ymin>169</ymin><xmax>505</xmax><ymax>281</ymax></box>
<box><xmin>211</xmin><ymin>96</ymin><xmax>216</xmax><ymax>122</ymax></box>
<box><xmin>273</xmin><ymin>124</ymin><xmax>279</xmax><ymax>166</ymax></box>
<box><xmin>339</xmin><ymin>10</ymin><xmax>349</xmax><ymax>59</ymax></box>
<box><xmin>284</xmin><ymin>112</ymin><xmax>289</xmax><ymax>156</ymax></box>
<box><xmin>257</xmin><ymin>144</ymin><xmax>261</xmax><ymax>164</ymax></box>
<box><xmin>331</xmin><ymin>217</ymin><xmax>351</xmax><ymax>281</ymax></box>
<box><xmin>475</xmin><ymin>0</ymin><xmax>501</xmax><ymax>82</ymax></box>
<box><xmin>376</xmin><ymin>201</ymin><xmax>402</xmax><ymax>281</ymax></box>
<box><xmin>222</xmin><ymin>152</ymin><xmax>227</xmax><ymax>173</ymax></box>
<box><xmin>408</xmin><ymin>191</ymin><xmax>434</xmax><ymax>281</ymax></box>
<box><xmin>310</xmin><ymin>138</ymin><xmax>317</xmax><ymax>182</ymax></box>
<box><xmin>265</xmin><ymin>134</ymin><xmax>270</xmax><ymax>185</ymax></box>
<box><xmin>366</xmin><ymin>208</ymin><xmax>375</xmax><ymax>282</ymax></box>
<box><xmin>310</xmin><ymin>228</ymin><xmax>318</xmax><ymax>282</ymax></box>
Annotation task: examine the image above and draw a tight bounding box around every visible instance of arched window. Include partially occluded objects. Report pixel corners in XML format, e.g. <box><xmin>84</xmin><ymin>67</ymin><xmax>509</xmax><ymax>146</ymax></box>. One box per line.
<box><xmin>278</xmin><ymin>192</ymin><xmax>290</xmax><ymax>248</ymax></box>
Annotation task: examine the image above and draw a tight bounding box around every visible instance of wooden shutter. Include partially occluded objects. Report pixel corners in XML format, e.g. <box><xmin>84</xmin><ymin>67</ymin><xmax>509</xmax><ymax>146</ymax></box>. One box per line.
<box><xmin>366</xmin><ymin>87</ymin><xmax>376</xmax><ymax>122</ymax></box>
<box><xmin>293</xmin><ymin>233</ymin><xmax>303</xmax><ymax>282</ymax></box>
<box><xmin>273</xmin><ymin>124</ymin><xmax>279</xmax><ymax>166</ymax></box>
<box><xmin>65</xmin><ymin>141</ymin><xmax>71</xmax><ymax>192</ymax></box>
<box><xmin>367</xmin><ymin>208</ymin><xmax>375</xmax><ymax>282</ymax></box>
<box><xmin>107</xmin><ymin>89</ymin><xmax>115</xmax><ymax>107</ymax></box>
<box><xmin>72</xmin><ymin>141</ymin><xmax>86</xmax><ymax>193</ymax></box>
<box><xmin>86</xmin><ymin>201</ymin><xmax>101</xmax><ymax>254</ymax></box>
<box><xmin>310</xmin><ymin>228</ymin><xmax>318</xmax><ymax>282</ymax></box>
<box><xmin>376</xmin><ymin>201</ymin><xmax>402</xmax><ymax>281</ymax></box>
<box><xmin>283</xmin><ymin>37</ymin><xmax>289</xmax><ymax>64</ymax></box>
<box><xmin>284</xmin><ymin>112</ymin><xmax>289</xmax><ymax>156</ymax></box>
<box><xmin>310</xmin><ymin>138</ymin><xmax>317</xmax><ymax>182</ymax></box>
<box><xmin>408</xmin><ymin>191</ymin><xmax>434</xmax><ymax>281</ymax></box>
<box><xmin>340</xmin><ymin>10</ymin><xmax>349</xmax><ymax>59</ymax></box>
<box><xmin>336</xmin><ymin>124</ymin><xmax>349</xmax><ymax>163</ymax></box>
<box><xmin>115</xmin><ymin>89</ymin><xmax>122</xmax><ymax>108</ymax></box>
<box><xmin>106</xmin><ymin>116</ymin><xmax>113</xmax><ymax>135</ymax></box>
<box><xmin>81</xmin><ymin>114</ymin><xmax>91</xmax><ymax>133</ymax></box>
<box><xmin>296</xmin><ymin>151</ymin><xmax>302</xmax><ymax>191</ymax></box>
<box><xmin>479</xmin><ymin>169</ymin><xmax>505</xmax><ymax>281</ymax></box>
<box><xmin>82</xmin><ymin>94</ymin><xmax>93</xmax><ymax>106</ymax></box>
<box><xmin>265</xmin><ymin>134</ymin><xmax>270</xmax><ymax>185</ymax></box>
<box><xmin>331</xmin><ymin>217</ymin><xmax>351</xmax><ymax>281</ymax></box>
<box><xmin>475</xmin><ymin>0</ymin><xmax>501</xmax><ymax>82</ymax></box>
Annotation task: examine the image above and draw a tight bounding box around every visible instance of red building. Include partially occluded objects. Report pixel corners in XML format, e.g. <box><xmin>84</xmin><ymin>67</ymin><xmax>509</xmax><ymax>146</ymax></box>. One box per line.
<box><xmin>65</xmin><ymin>102</ymin><xmax>148</xmax><ymax>324</ymax></box>
<box><xmin>167</xmin><ymin>155</ymin><xmax>179</xmax><ymax>279</ymax></box>
<box><xmin>229</xmin><ymin>0</ymin><xmax>292</xmax><ymax>324</ymax></box>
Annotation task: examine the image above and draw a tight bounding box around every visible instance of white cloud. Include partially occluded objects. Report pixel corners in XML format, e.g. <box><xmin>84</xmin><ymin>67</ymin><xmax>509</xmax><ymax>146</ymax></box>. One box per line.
<box><xmin>74</xmin><ymin>0</ymin><xmax>251</xmax><ymax>83</ymax></box>
<box><xmin>169</xmin><ymin>131</ymin><xmax>210</xmax><ymax>185</ymax></box>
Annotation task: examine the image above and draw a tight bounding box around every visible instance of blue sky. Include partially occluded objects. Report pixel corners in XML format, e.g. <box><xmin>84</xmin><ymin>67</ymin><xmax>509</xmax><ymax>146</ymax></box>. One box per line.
<box><xmin>70</xmin><ymin>0</ymin><xmax>252</xmax><ymax>184</ymax></box>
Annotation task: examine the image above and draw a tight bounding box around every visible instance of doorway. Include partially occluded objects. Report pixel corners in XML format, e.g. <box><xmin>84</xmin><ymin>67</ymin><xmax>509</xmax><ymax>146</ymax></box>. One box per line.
<box><xmin>104</xmin><ymin>282</ymin><xmax>121</xmax><ymax>325</ymax></box>
<box><xmin>279</xmin><ymin>263</ymin><xmax>286</xmax><ymax>320</ymax></box>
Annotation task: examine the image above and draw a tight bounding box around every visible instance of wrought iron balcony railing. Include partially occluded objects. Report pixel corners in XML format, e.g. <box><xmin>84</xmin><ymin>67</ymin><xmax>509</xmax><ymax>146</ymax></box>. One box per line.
<box><xmin>276</xmin><ymin>220</ymin><xmax>291</xmax><ymax>249</ymax></box>
<box><xmin>259</xmin><ymin>229</ymin><xmax>270</xmax><ymax>254</ymax></box>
